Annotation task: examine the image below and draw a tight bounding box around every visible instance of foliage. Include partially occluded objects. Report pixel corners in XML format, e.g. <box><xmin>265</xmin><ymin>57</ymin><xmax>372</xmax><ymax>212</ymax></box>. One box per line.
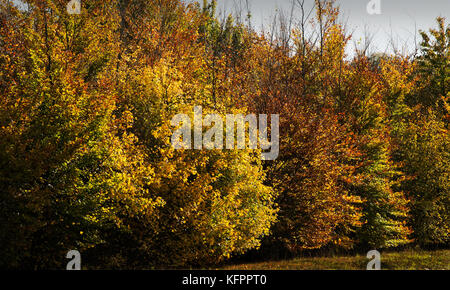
<box><xmin>0</xmin><ymin>0</ymin><xmax>448</xmax><ymax>269</ymax></box>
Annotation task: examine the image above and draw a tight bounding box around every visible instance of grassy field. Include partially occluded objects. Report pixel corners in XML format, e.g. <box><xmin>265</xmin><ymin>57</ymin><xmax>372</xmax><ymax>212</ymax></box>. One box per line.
<box><xmin>220</xmin><ymin>249</ymin><xmax>450</xmax><ymax>270</ymax></box>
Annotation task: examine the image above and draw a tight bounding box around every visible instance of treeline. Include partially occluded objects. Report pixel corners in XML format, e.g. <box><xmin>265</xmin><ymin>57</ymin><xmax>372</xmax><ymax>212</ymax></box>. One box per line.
<box><xmin>0</xmin><ymin>0</ymin><xmax>448</xmax><ymax>269</ymax></box>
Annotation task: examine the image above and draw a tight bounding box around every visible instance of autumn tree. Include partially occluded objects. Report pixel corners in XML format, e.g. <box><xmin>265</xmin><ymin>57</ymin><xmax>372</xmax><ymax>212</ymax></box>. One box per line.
<box><xmin>234</xmin><ymin>1</ymin><xmax>364</xmax><ymax>253</ymax></box>
<box><xmin>0</xmin><ymin>0</ymin><xmax>163</xmax><ymax>268</ymax></box>
<box><xmin>338</xmin><ymin>54</ymin><xmax>411</xmax><ymax>249</ymax></box>
<box><xmin>381</xmin><ymin>29</ymin><xmax>450</xmax><ymax>247</ymax></box>
<box><xmin>1</xmin><ymin>0</ymin><xmax>448</xmax><ymax>269</ymax></box>
<box><xmin>120</xmin><ymin>1</ymin><xmax>276</xmax><ymax>267</ymax></box>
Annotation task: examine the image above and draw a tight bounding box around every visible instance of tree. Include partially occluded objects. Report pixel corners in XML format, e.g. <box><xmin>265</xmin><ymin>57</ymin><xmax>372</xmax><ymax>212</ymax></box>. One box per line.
<box><xmin>236</xmin><ymin>2</ymin><xmax>363</xmax><ymax>253</ymax></box>
<box><xmin>0</xmin><ymin>0</ymin><xmax>277</xmax><ymax>268</ymax></box>
<box><xmin>381</xmin><ymin>53</ymin><xmax>450</xmax><ymax>248</ymax></box>
<box><xmin>0</xmin><ymin>0</ymin><xmax>163</xmax><ymax>268</ymax></box>
<box><xmin>414</xmin><ymin>17</ymin><xmax>449</xmax><ymax>121</ymax></box>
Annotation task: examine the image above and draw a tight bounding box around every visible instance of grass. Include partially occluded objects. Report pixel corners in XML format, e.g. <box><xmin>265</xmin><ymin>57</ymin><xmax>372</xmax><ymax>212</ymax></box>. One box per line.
<box><xmin>219</xmin><ymin>249</ymin><xmax>450</xmax><ymax>270</ymax></box>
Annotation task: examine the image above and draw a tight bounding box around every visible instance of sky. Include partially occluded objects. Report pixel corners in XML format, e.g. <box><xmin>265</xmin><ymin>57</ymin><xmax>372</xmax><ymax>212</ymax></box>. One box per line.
<box><xmin>192</xmin><ymin>0</ymin><xmax>450</xmax><ymax>55</ymax></box>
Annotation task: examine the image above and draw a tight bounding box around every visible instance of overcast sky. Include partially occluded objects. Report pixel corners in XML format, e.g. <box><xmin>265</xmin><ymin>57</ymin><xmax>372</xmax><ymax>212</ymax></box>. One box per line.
<box><xmin>193</xmin><ymin>0</ymin><xmax>450</xmax><ymax>55</ymax></box>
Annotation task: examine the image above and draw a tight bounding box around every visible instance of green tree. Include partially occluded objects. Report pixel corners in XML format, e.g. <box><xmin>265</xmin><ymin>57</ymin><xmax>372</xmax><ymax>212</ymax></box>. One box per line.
<box><xmin>414</xmin><ymin>17</ymin><xmax>449</xmax><ymax>120</ymax></box>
